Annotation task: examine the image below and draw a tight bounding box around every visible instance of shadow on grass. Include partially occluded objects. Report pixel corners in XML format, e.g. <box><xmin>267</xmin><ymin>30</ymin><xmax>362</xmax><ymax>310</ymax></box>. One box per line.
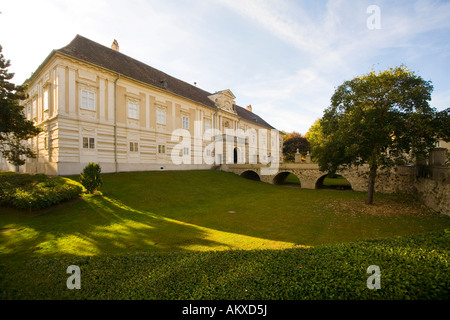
<box><xmin>0</xmin><ymin>193</ymin><xmax>236</xmax><ymax>259</ymax></box>
<box><xmin>2</xmin><ymin>170</ymin><xmax>450</xmax><ymax>261</ymax></box>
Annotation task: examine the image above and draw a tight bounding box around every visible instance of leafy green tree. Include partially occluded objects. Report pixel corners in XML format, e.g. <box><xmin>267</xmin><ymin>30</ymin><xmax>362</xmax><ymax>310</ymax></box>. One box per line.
<box><xmin>0</xmin><ymin>44</ymin><xmax>41</xmax><ymax>167</ymax></box>
<box><xmin>282</xmin><ymin>131</ymin><xmax>310</xmax><ymax>162</ymax></box>
<box><xmin>80</xmin><ymin>162</ymin><xmax>102</xmax><ymax>194</ymax></box>
<box><xmin>434</xmin><ymin>108</ymin><xmax>450</xmax><ymax>141</ymax></box>
<box><xmin>308</xmin><ymin>66</ymin><xmax>445</xmax><ymax>204</ymax></box>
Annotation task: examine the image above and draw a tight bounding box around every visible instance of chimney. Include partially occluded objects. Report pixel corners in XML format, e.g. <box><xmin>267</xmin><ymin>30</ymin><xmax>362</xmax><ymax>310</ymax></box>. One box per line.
<box><xmin>111</xmin><ymin>39</ymin><xmax>119</xmax><ymax>52</ymax></box>
<box><xmin>246</xmin><ymin>105</ymin><xmax>252</xmax><ymax>112</ymax></box>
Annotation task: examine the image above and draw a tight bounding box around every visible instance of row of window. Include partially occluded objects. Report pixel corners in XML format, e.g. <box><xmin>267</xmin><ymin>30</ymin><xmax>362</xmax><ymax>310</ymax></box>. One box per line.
<box><xmin>82</xmin><ymin>137</ymin><xmax>167</xmax><ymax>154</ymax></box>
<box><xmin>81</xmin><ymin>137</ymin><xmax>202</xmax><ymax>156</ymax></box>
<box><xmin>27</xmin><ymin>88</ymin><xmax>214</xmax><ymax>132</ymax></box>
<box><xmin>42</xmin><ymin>135</ymin><xmax>213</xmax><ymax>157</ymax></box>
<box><xmin>25</xmin><ymin>89</ymin><xmax>49</xmax><ymax>120</ymax></box>
<box><xmin>81</xmin><ymin>89</ymin><xmax>201</xmax><ymax>128</ymax></box>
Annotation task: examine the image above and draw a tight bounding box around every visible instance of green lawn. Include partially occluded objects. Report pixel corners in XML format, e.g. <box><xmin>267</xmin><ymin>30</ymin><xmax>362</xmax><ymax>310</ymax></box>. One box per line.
<box><xmin>323</xmin><ymin>175</ymin><xmax>351</xmax><ymax>187</ymax></box>
<box><xmin>284</xmin><ymin>172</ymin><xmax>301</xmax><ymax>185</ymax></box>
<box><xmin>1</xmin><ymin>170</ymin><xmax>449</xmax><ymax>299</ymax></box>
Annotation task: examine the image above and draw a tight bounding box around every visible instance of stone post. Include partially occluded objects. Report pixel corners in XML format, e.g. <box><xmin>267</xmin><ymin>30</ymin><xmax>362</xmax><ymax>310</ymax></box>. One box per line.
<box><xmin>305</xmin><ymin>151</ymin><xmax>311</xmax><ymax>164</ymax></box>
<box><xmin>429</xmin><ymin>148</ymin><xmax>446</xmax><ymax>167</ymax></box>
<box><xmin>294</xmin><ymin>149</ymin><xmax>301</xmax><ymax>163</ymax></box>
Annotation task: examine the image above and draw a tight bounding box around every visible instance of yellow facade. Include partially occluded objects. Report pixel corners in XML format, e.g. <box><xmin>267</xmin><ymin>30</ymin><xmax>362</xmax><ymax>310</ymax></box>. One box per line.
<box><xmin>0</xmin><ymin>36</ymin><xmax>281</xmax><ymax>175</ymax></box>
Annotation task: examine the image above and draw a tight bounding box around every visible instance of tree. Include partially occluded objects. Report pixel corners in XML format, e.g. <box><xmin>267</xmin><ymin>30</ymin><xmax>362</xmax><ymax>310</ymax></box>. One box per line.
<box><xmin>305</xmin><ymin>120</ymin><xmax>325</xmax><ymax>163</ymax></box>
<box><xmin>282</xmin><ymin>131</ymin><xmax>310</xmax><ymax>162</ymax></box>
<box><xmin>0</xmin><ymin>44</ymin><xmax>41</xmax><ymax>167</ymax></box>
<box><xmin>308</xmin><ymin>66</ymin><xmax>445</xmax><ymax>204</ymax></box>
<box><xmin>434</xmin><ymin>107</ymin><xmax>450</xmax><ymax>141</ymax></box>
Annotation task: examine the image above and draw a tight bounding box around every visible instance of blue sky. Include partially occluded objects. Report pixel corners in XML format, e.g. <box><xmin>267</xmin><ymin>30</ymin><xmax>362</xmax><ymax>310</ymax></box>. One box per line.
<box><xmin>1</xmin><ymin>0</ymin><xmax>449</xmax><ymax>134</ymax></box>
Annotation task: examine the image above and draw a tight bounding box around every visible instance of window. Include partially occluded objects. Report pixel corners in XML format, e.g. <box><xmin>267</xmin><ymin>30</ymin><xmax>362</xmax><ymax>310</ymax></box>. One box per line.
<box><xmin>204</xmin><ymin>119</ymin><xmax>211</xmax><ymax>132</ymax></box>
<box><xmin>32</xmin><ymin>99</ymin><xmax>37</xmax><ymax>119</ymax></box>
<box><xmin>158</xmin><ymin>145</ymin><xmax>166</xmax><ymax>154</ymax></box>
<box><xmin>183</xmin><ymin>147</ymin><xmax>190</xmax><ymax>155</ymax></box>
<box><xmin>182</xmin><ymin>115</ymin><xmax>189</xmax><ymax>129</ymax></box>
<box><xmin>129</xmin><ymin>142</ymin><xmax>139</xmax><ymax>152</ymax></box>
<box><xmin>26</xmin><ymin>104</ymin><xmax>31</xmax><ymax>119</ymax></box>
<box><xmin>128</xmin><ymin>101</ymin><xmax>139</xmax><ymax>119</ymax></box>
<box><xmin>83</xmin><ymin>137</ymin><xmax>95</xmax><ymax>149</ymax></box>
<box><xmin>43</xmin><ymin>89</ymin><xmax>49</xmax><ymax>111</ymax></box>
<box><xmin>81</xmin><ymin>90</ymin><xmax>95</xmax><ymax>111</ymax></box>
<box><xmin>157</xmin><ymin>109</ymin><xmax>166</xmax><ymax>125</ymax></box>
<box><xmin>44</xmin><ymin>134</ymin><xmax>48</xmax><ymax>150</ymax></box>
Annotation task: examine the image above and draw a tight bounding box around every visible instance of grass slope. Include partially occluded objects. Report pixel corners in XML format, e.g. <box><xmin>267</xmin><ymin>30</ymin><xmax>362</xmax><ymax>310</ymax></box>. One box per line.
<box><xmin>1</xmin><ymin>170</ymin><xmax>449</xmax><ymax>299</ymax></box>
<box><xmin>2</xmin><ymin>170</ymin><xmax>449</xmax><ymax>257</ymax></box>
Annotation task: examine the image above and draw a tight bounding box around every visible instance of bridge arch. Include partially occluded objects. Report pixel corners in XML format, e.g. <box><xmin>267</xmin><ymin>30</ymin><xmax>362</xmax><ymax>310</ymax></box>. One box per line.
<box><xmin>273</xmin><ymin>171</ymin><xmax>301</xmax><ymax>187</ymax></box>
<box><xmin>315</xmin><ymin>173</ymin><xmax>352</xmax><ymax>190</ymax></box>
<box><xmin>240</xmin><ymin>170</ymin><xmax>261</xmax><ymax>182</ymax></box>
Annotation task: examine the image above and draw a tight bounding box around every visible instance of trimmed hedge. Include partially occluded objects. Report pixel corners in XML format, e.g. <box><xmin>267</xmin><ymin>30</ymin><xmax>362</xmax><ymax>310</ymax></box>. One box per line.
<box><xmin>0</xmin><ymin>172</ymin><xmax>82</xmax><ymax>210</ymax></box>
<box><xmin>1</xmin><ymin>230</ymin><xmax>448</xmax><ymax>300</ymax></box>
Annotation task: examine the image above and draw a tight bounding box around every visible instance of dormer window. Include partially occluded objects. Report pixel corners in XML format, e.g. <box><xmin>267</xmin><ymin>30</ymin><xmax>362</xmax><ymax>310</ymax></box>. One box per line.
<box><xmin>208</xmin><ymin>89</ymin><xmax>236</xmax><ymax>114</ymax></box>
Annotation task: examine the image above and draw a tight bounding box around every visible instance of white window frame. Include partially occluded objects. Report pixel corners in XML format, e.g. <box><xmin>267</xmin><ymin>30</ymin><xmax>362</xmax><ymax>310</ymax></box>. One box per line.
<box><xmin>182</xmin><ymin>115</ymin><xmax>189</xmax><ymax>129</ymax></box>
<box><xmin>183</xmin><ymin>147</ymin><xmax>190</xmax><ymax>155</ymax></box>
<box><xmin>128</xmin><ymin>101</ymin><xmax>139</xmax><ymax>119</ymax></box>
<box><xmin>43</xmin><ymin>88</ymin><xmax>49</xmax><ymax>112</ymax></box>
<box><xmin>26</xmin><ymin>104</ymin><xmax>32</xmax><ymax>120</ymax></box>
<box><xmin>157</xmin><ymin>108</ymin><xmax>166</xmax><ymax>125</ymax></box>
<box><xmin>82</xmin><ymin>137</ymin><xmax>95</xmax><ymax>149</ymax></box>
<box><xmin>32</xmin><ymin>99</ymin><xmax>37</xmax><ymax>120</ymax></box>
<box><xmin>81</xmin><ymin>89</ymin><xmax>96</xmax><ymax>111</ymax></box>
<box><xmin>204</xmin><ymin>119</ymin><xmax>211</xmax><ymax>132</ymax></box>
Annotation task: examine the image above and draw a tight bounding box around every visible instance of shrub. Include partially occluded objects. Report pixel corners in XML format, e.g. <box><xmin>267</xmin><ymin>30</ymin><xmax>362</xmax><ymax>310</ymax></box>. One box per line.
<box><xmin>0</xmin><ymin>172</ymin><xmax>82</xmax><ymax>210</ymax></box>
<box><xmin>79</xmin><ymin>162</ymin><xmax>102</xmax><ymax>194</ymax></box>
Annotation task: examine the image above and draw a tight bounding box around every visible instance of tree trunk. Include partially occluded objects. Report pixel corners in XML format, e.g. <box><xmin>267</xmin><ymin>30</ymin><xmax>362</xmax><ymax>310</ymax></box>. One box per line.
<box><xmin>366</xmin><ymin>164</ymin><xmax>377</xmax><ymax>205</ymax></box>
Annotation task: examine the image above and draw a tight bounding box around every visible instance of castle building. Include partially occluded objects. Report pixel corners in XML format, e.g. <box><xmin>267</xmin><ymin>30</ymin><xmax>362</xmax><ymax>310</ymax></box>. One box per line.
<box><xmin>0</xmin><ymin>35</ymin><xmax>281</xmax><ymax>175</ymax></box>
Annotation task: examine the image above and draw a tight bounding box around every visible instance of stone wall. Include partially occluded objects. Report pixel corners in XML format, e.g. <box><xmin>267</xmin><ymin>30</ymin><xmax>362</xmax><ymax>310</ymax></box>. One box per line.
<box><xmin>222</xmin><ymin>162</ymin><xmax>449</xmax><ymax>216</ymax></box>
<box><xmin>411</xmin><ymin>178</ymin><xmax>450</xmax><ymax>215</ymax></box>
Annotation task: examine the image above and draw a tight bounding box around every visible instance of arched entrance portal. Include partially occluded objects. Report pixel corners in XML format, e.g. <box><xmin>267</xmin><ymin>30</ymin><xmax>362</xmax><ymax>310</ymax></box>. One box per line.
<box><xmin>316</xmin><ymin>173</ymin><xmax>352</xmax><ymax>190</ymax></box>
<box><xmin>240</xmin><ymin>170</ymin><xmax>261</xmax><ymax>182</ymax></box>
<box><xmin>273</xmin><ymin>172</ymin><xmax>301</xmax><ymax>187</ymax></box>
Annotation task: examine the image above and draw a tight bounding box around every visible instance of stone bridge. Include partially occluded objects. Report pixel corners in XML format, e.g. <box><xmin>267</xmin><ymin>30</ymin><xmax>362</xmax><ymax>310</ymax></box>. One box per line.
<box><xmin>220</xmin><ymin>163</ymin><xmax>415</xmax><ymax>193</ymax></box>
